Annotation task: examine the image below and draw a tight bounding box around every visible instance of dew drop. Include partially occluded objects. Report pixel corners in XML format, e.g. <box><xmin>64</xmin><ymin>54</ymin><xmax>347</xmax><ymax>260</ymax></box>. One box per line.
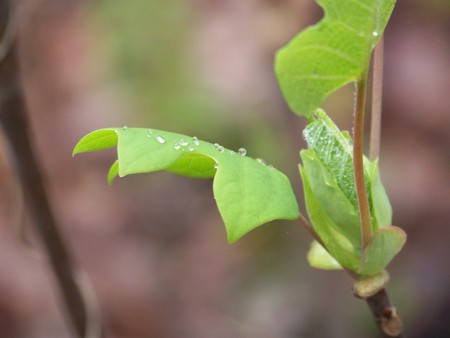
<box><xmin>213</xmin><ymin>143</ymin><xmax>220</xmax><ymax>149</ymax></box>
<box><xmin>217</xmin><ymin>146</ymin><xmax>224</xmax><ymax>153</ymax></box>
<box><xmin>372</xmin><ymin>31</ymin><xmax>379</xmax><ymax>37</ymax></box>
<box><xmin>256</xmin><ymin>158</ymin><xmax>266</xmax><ymax>165</ymax></box>
<box><xmin>147</xmin><ymin>129</ymin><xmax>153</xmax><ymax>137</ymax></box>
<box><xmin>122</xmin><ymin>126</ymin><xmax>128</xmax><ymax>131</ymax></box>
<box><xmin>214</xmin><ymin>163</ymin><xmax>219</xmax><ymax>169</ymax></box>
<box><xmin>179</xmin><ymin>139</ymin><xmax>189</xmax><ymax>147</ymax></box>
<box><xmin>238</xmin><ymin>148</ymin><xmax>247</xmax><ymax>156</ymax></box>
<box><xmin>192</xmin><ymin>136</ymin><xmax>200</xmax><ymax>146</ymax></box>
<box><xmin>187</xmin><ymin>146</ymin><xmax>194</xmax><ymax>152</ymax></box>
<box><xmin>174</xmin><ymin>144</ymin><xmax>181</xmax><ymax>150</ymax></box>
<box><xmin>155</xmin><ymin>135</ymin><xmax>166</xmax><ymax>144</ymax></box>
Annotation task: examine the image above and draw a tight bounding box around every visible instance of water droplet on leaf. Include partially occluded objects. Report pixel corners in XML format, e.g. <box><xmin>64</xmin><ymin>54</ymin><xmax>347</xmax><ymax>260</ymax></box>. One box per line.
<box><xmin>155</xmin><ymin>135</ymin><xmax>166</xmax><ymax>144</ymax></box>
<box><xmin>214</xmin><ymin>163</ymin><xmax>219</xmax><ymax>169</ymax></box>
<box><xmin>147</xmin><ymin>129</ymin><xmax>153</xmax><ymax>137</ymax></box>
<box><xmin>122</xmin><ymin>126</ymin><xmax>128</xmax><ymax>131</ymax></box>
<box><xmin>372</xmin><ymin>31</ymin><xmax>379</xmax><ymax>37</ymax></box>
<box><xmin>238</xmin><ymin>148</ymin><xmax>247</xmax><ymax>156</ymax></box>
<box><xmin>179</xmin><ymin>139</ymin><xmax>189</xmax><ymax>147</ymax></box>
<box><xmin>192</xmin><ymin>137</ymin><xmax>200</xmax><ymax>146</ymax></box>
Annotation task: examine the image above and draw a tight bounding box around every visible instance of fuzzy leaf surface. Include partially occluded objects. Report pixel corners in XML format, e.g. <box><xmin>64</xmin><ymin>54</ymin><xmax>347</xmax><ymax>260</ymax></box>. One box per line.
<box><xmin>74</xmin><ymin>128</ymin><xmax>300</xmax><ymax>243</ymax></box>
<box><xmin>275</xmin><ymin>0</ymin><xmax>396</xmax><ymax>116</ymax></box>
<box><xmin>300</xmin><ymin>110</ymin><xmax>395</xmax><ymax>271</ymax></box>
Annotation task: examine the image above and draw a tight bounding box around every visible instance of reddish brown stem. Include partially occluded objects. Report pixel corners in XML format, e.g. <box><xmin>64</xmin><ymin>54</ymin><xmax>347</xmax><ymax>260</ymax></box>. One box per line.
<box><xmin>353</xmin><ymin>76</ymin><xmax>373</xmax><ymax>250</ymax></box>
<box><xmin>370</xmin><ymin>37</ymin><xmax>384</xmax><ymax>161</ymax></box>
<box><xmin>366</xmin><ymin>288</ymin><xmax>404</xmax><ymax>337</ymax></box>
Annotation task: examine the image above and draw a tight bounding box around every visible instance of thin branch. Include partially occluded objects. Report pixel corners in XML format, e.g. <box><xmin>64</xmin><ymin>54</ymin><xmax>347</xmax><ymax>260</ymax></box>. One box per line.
<box><xmin>0</xmin><ymin>3</ymin><xmax>88</xmax><ymax>337</ymax></box>
<box><xmin>298</xmin><ymin>213</ymin><xmax>325</xmax><ymax>247</ymax></box>
<box><xmin>369</xmin><ymin>37</ymin><xmax>384</xmax><ymax>161</ymax></box>
<box><xmin>353</xmin><ymin>75</ymin><xmax>373</xmax><ymax>250</ymax></box>
<box><xmin>366</xmin><ymin>288</ymin><xmax>404</xmax><ymax>337</ymax></box>
<box><xmin>298</xmin><ymin>214</ymin><xmax>358</xmax><ymax>279</ymax></box>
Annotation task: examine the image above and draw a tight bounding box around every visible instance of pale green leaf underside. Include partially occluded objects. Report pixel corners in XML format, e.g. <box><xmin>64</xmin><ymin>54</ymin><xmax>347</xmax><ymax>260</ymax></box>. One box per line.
<box><xmin>74</xmin><ymin>128</ymin><xmax>300</xmax><ymax>243</ymax></box>
<box><xmin>275</xmin><ymin>0</ymin><xmax>396</xmax><ymax>115</ymax></box>
<box><xmin>307</xmin><ymin>240</ymin><xmax>343</xmax><ymax>270</ymax></box>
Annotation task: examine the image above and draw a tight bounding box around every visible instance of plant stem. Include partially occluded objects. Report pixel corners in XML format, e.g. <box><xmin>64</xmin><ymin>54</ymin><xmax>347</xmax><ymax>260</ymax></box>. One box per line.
<box><xmin>369</xmin><ymin>37</ymin><xmax>384</xmax><ymax>161</ymax></box>
<box><xmin>362</xmin><ymin>39</ymin><xmax>404</xmax><ymax>338</ymax></box>
<box><xmin>298</xmin><ymin>213</ymin><xmax>325</xmax><ymax>247</ymax></box>
<box><xmin>0</xmin><ymin>3</ymin><xmax>88</xmax><ymax>337</ymax></box>
<box><xmin>366</xmin><ymin>288</ymin><xmax>404</xmax><ymax>337</ymax></box>
<box><xmin>353</xmin><ymin>75</ymin><xmax>373</xmax><ymax>250</ymax></box>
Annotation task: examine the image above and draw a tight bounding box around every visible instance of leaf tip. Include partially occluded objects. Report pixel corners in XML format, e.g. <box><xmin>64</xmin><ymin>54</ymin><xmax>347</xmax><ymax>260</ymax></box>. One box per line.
<box><xmin>107</xmin><ymin>160</ymin><xmax>119</xmax><ymax>186</ymax></box>
<box><xmin>72</xmin><ymin>129</ymin><xmax>118</xmax><ymax>156</ymax></box>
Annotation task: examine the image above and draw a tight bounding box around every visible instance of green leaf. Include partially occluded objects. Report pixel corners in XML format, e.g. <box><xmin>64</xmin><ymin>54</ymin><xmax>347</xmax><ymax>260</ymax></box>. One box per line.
<box><xmin>368</xmin><ymin>159</ymin><xmax>392</xmax><ymax>230</ymax></box>
<box><xmin>300</xmin><ymin>149</ymin><xmax>360</xmax><ymax>247</ymax></box>
<box><xmin>72</xmin><ymin>129</ymin><xmax>118</xmax><ymax>155</ymax></box>
<box><xmin>357</xmin><ymin>226</ymin><xmax>406</xmax><ymax>275</ymax></box>
<box><xmin>108</xmin><ymin>160</ymin><xmax>119</xmax><ymax>185</ymax></box>
<box><xmin>300</xmin><ymin>164</ymin><xmax>360</xmax><ymax>270</ymax></box>
<box><xmin>303</xmin><ymin>109</ymin><xmax>362</xmax><ymax>209</ymax></box>
<box><xmin>74</xmin><ymin>128</ymin><xmax>300</xmax><ymax>243</ymax></box>
<box><xmin>275</xmin><ymin>0</ymin><xmax>396</xmax><ymax>116</ymax></box>
<box><xmin>307</xmin><ymin>240</ymin><xmax>343</xmax><ymax>270</ymax></box>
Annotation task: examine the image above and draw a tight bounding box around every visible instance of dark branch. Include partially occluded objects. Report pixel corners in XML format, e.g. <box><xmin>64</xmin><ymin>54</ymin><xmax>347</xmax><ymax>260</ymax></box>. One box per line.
<box><xmin>0</xmin><ymin>2</ymin><xmax>88</xmax><ymax>337</ymax></box>
<box><xmin>366</xmin><ymin>288</ymin><xmax>404</xmax><ymax>337</ymax></box>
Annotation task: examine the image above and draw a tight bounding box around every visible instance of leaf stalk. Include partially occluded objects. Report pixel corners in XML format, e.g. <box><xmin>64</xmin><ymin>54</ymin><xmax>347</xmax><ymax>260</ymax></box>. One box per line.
<box><xmin>353</xmin><ymin>74</ymin><xmax>373</xmax><ymax>251</ymax></box>
<box><xmin>370</xmin><ymin>37</ymin><xmax>384</xmax><ymax>160</ymax></box>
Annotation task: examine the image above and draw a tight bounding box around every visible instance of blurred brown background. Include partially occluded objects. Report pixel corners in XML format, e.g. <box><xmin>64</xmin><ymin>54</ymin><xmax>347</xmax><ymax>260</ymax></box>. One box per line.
<box><xmin>0</xmin><ymin>0</ymin><xmax>449</xmax><ymax>337</ymax></box>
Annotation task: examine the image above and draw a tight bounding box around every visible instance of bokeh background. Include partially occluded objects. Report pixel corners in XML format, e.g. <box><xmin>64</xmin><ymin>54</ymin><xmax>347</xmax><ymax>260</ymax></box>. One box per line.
<box><xmin>0</xmin><ymin>0</ymin><xmax>449</xmax><ymax>337</ymax></box>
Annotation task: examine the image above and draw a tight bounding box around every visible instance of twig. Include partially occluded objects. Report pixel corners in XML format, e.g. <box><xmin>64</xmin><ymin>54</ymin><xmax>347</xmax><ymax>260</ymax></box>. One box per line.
<box><xmin>369</xmin><ymin>37</ymin><xmax>384</xmax><ymax>161</ymax></box>
<box><xmin>355</xmin><ymin>37</ymin><xmax>404</xmax><ymax>337</ymax></box>
<box><xmin>0</xmin><ymin>2</ymin><xmax>88</xmax><ymax>337</ymax></box>
<box><xmin>366</xmin><ymin>288</ymin><xmax>404</xmax><ymax>337</ymax></box>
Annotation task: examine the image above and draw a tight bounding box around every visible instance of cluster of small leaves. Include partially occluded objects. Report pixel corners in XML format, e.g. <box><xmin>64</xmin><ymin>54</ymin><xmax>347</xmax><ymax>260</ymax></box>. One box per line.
<box><xmin>300</xmin><ymin>110</ymin><xmax>405</xmax><ymax>274</ymax></box>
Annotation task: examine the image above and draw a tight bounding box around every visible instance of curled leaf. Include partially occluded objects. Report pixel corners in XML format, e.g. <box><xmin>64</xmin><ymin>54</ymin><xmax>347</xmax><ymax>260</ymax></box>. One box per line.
<box><xmin>74</xmin><ymin>128</ymin><xmax>300</xmax><ymax>243</ymax></box>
